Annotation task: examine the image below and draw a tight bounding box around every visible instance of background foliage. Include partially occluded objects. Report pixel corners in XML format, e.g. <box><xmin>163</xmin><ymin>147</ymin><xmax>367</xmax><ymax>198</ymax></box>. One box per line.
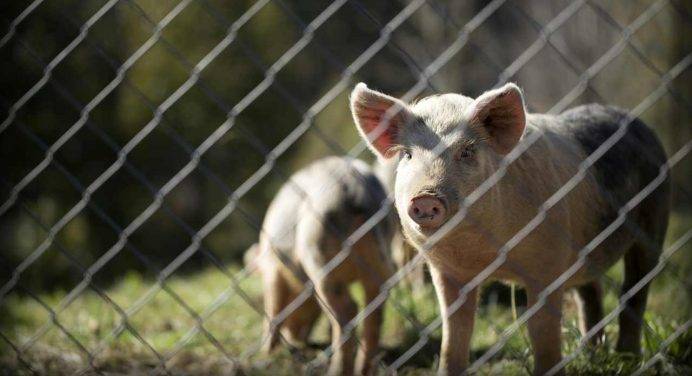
<box><xmin>0</xmin><ymin>0</ymin><xmax>690</xmax><ymax>374</ymax></box>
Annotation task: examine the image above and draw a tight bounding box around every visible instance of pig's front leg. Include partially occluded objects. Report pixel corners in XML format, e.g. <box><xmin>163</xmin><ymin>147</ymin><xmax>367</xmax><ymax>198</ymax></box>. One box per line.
<box><xmin>526</xmin><ymin>286</ymin><xmax>564</xmax><ymax>376</ymax></box>
<box><xmin>430</xmin><ymin>266</ymin><xmax>478</xmax><ymax>376</ymax></box>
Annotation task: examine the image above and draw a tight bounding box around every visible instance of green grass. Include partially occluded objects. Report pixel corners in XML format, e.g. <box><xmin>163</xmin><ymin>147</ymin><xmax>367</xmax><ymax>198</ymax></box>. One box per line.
<box><xmin>1</xmin><ymin>212</ymin><xmax>690</xmax><ymax>375</ymax></box>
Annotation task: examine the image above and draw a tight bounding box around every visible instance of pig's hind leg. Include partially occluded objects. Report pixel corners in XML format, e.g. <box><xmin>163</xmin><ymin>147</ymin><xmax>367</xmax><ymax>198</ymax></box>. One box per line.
<box><xmin>617</xmin><ymin>182</ymin><xmax>668</xmax><ymax>355</ymax></box>
<box><xmin>297</xmin><ymin>216</ymin><xmax>359</xmax><ymax>375</ymax></box>
<box><xmin>616</xmin><ymin>241</ymin><xmax>659</xmax><ymax>354</ymax></box>
<box><xmin>262</xmin><ymin>269</ymin><xmax>291</xmax><ymax>353</ymax></box>
<box><xmin>574</xmin><ymin>279</ymin><xmax>605</xmax><ymax>345</ymax></box>
<box><xmin>262</xmin><ymin>261</ymin><xmax>320</xmax><ymax>351</ymax></box>
<box><xmin>282</xmin><ymin>293</ymin><xmax>321</xmax><ymax>347</ymax></box>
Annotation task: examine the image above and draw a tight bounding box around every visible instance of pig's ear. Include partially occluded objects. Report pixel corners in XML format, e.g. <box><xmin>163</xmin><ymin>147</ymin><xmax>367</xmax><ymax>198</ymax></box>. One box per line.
<box><xmin>468</xmin><ymin>83</ymin><xmax>526</xmax><ymax>155</ymax></box>
<box><xmin>350</xmin><ymin>83</ymin><xmax>413</xmax><ymax>159</ymax></box>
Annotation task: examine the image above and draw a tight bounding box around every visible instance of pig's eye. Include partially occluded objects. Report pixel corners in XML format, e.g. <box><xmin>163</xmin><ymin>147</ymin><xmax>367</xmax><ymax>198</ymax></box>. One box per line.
<box><xmin>455</xmin><ymin>146</ymin><xmax>475</xmax><ymax>161</ymax></box>
<box><xmin>403</xmin><ymin>150</ymin><xmax>412</xmax><ymax>160</ymax></box>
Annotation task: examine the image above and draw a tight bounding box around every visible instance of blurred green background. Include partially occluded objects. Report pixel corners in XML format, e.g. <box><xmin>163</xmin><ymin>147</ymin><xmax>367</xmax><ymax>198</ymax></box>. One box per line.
<box><xmin>0</xmin><ymin>0</ymin><xmax>690</xmax><ymax>374</ymax></box>
<box><xmin>1</xmin><ymin>0</ymin><xmax>689</xmax><ymax>290</ymax></box>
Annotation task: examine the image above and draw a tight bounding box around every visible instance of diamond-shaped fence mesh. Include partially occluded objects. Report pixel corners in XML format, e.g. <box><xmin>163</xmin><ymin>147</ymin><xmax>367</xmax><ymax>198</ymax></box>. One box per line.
<box><xmin>0</xmin><ymin>0</ymin><xmax>690</xmax><ymax>375</ymax></box>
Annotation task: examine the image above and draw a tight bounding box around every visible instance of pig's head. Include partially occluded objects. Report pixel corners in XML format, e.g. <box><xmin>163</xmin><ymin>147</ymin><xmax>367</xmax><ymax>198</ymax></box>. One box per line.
<box><xmin>350</xmin><ymin>83</ymin><xmax>526</xmax><ymax>243</ymax></box>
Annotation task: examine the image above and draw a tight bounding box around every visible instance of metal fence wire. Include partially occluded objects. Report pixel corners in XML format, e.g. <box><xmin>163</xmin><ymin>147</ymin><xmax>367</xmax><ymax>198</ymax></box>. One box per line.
<box><xmin>0</xmin><ymin>0</ymin><xmax>690</xmax><ymax>375</ymax></box>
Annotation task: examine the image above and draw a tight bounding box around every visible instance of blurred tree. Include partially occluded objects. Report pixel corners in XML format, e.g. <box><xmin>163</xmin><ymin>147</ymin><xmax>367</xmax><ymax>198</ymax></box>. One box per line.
<box><xmin>0</xmin><ymin>0</ymin><xmax>689</xmax><ymax>293</ymax></box>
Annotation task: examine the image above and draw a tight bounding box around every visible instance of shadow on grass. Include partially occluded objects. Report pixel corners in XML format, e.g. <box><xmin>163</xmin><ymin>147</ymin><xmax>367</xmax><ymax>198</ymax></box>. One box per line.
<box><xmin>294</xmin><ymin>335</ymin><xmax>521</xmax><ymax>371</ymax></box>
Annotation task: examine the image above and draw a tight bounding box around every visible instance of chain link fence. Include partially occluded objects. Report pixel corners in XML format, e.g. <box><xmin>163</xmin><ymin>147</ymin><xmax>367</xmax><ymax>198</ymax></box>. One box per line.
<box><xmin>1</xmin><ymin>0</ymin><xmax>690</xmax><ymax>375</ymax></box>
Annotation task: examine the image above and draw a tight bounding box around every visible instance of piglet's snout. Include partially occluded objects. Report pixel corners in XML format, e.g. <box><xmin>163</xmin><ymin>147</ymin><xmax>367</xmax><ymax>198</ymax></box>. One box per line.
<box><xmin>408</xmin><ymin>195</ymin><xmax>447</xmax><ymax>228</ymax></box>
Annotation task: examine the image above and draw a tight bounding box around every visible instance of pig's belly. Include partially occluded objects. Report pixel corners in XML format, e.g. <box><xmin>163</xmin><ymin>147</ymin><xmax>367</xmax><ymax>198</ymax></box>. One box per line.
<box><xmin>427</xmin><ymin>249</ymin><xmax>527</xmax><ymax>281</ymax></box>
<box><xmin>426</xmin><ymin>240</ymin><xmax>629</xmax><ymax>289</ymax></box>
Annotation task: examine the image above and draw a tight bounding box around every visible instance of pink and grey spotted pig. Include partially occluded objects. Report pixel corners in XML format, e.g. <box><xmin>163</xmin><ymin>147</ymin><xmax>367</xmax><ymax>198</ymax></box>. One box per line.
<box><xmin>351</xmin><ymin>82</ymin><xmax>670</xmax><ymax>375</ymax></box>
<box><xmin>252</xmin><ymin>156</ymin><xmax>395</xmax><ymax>375</ymax></box>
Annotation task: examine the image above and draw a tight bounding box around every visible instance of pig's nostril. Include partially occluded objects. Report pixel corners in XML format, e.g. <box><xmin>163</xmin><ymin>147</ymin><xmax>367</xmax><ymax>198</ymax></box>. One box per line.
<box><xmin>432</xmin><ymin>207</ymin><xmax>439</xmax><ymax>215</ymax></box>
<box><xmin>413</xmin><ymin>207</ymin><xmax>420</xmax><ymax>215</ymax></box>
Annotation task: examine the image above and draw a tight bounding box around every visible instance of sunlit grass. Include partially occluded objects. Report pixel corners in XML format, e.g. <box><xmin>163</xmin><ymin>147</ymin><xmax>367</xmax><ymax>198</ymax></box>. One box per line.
<box><xmin>1</xmin><ymin>212</ymin><xmax>690</xmax><ymax>375</ymax></box>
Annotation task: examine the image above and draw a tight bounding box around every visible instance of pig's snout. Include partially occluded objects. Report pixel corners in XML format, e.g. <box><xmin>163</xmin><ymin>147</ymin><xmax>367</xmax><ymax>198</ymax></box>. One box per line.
<box><xmin>408</xmin><ymin>195</ymin><xmax>447</xmax><ymax>228</ymax></box>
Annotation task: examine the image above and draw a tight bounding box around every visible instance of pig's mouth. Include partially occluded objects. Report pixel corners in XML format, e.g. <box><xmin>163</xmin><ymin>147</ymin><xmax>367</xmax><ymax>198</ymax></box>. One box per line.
<box><xmin>405</xmin><ymin>219</ymin><xmax>450</xmax><ymax>246</ymax></box>
<box><xmin>413</xmin><ymin>219</ymin><xmax>447</xmax><ymax>233</ymax></box>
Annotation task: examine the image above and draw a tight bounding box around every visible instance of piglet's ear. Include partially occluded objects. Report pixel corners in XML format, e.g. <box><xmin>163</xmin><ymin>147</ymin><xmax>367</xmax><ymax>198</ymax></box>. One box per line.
<box><xmin>468</xmin><ymin>83</ymin><xmax>526</xmax><ymax>155</ymax></box>
<box><xmin>350</xmin><ymin>83</ymin><xmax>413</xmax><ymax>159</ymax></box>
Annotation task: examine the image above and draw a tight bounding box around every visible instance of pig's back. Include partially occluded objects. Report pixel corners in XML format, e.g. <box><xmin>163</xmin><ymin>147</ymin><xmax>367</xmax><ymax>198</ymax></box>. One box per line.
<box><xmin>514</xmin><ymin>104</ymin><xmax>670</xmax><ymax>283</ymax></box>
<box><xmin>556</xmin><ymin>104</ymin><xmax>670</xmax><ymax>279</ymax></box>
<box><xmin>262</xmin><ymin>156</ymin><xmax>388</xmax><ymax>253</ymax></box>
<box><xmin>262</xmin><ymin>178</ymin><xmax>302</xmax><ymax>253</ymax></box>
<box><xmin>557</xmin><ymin>104</ymin><xmax>669</xmax><ymax>209</ymax></box>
